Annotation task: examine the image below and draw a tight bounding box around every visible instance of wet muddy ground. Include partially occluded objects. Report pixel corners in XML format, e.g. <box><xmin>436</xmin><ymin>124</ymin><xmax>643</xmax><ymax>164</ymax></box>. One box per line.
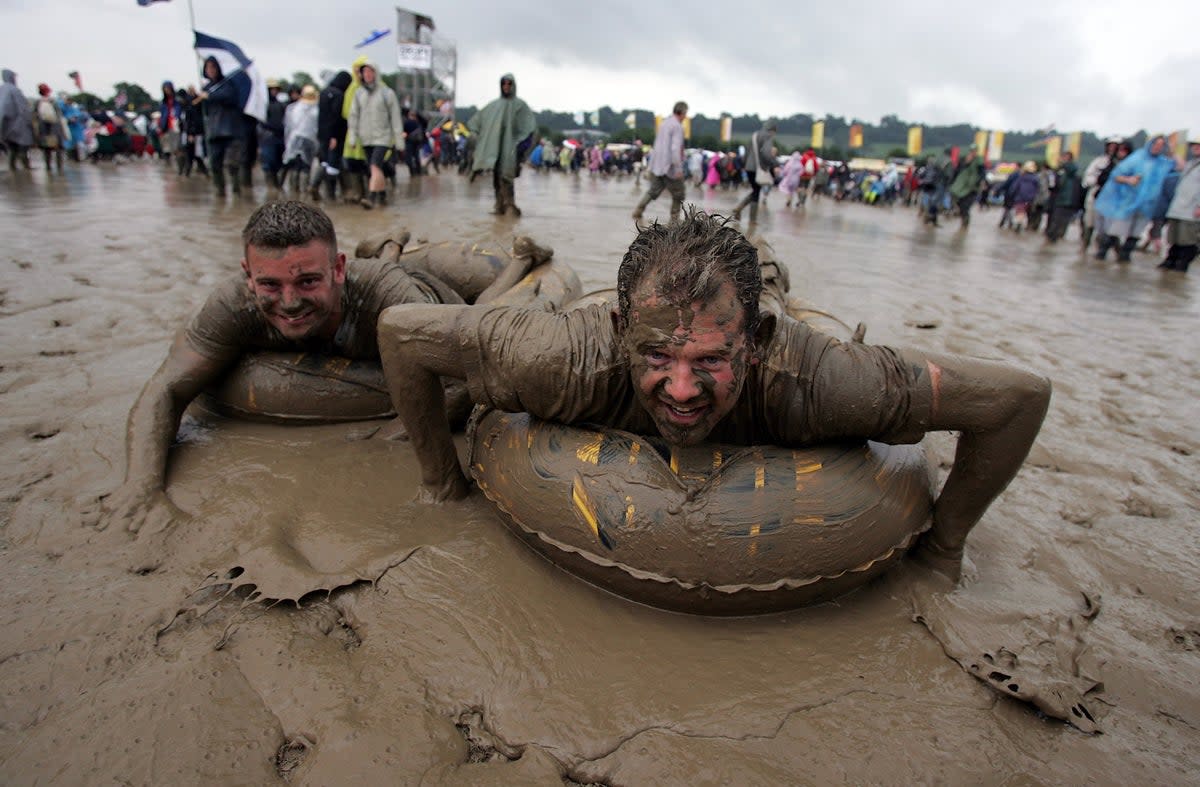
<box><xmin>1</xmin><ymin>161</ymin><xmax>1198</xmax><ymax>784</ymax></box>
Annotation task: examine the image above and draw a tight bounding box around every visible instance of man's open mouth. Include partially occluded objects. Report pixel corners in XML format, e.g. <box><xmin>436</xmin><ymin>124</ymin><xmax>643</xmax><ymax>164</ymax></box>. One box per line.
<box><xmin>661</xmin><ymin>401</ymin><xmax>708</xmax><ymax>423</ymax></box>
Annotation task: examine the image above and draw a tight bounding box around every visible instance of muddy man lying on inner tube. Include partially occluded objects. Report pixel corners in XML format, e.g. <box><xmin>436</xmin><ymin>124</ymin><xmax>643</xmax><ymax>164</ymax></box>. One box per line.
<box><xmin>107</xmin><ymin>200</ymin><xmax>568</xmax><ymax>535</ymax></box>
<box><xmin>379</xmin><ymin>207</ymin><xmax>1052</xmax><ymax>590</ymax></box>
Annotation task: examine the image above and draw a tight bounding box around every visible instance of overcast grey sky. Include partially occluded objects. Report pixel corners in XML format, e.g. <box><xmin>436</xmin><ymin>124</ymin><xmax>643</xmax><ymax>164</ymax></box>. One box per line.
<box><xmin>2</xmin><ymin>0</ymin><xmax>1196</xmax><ymax>135</ymax></box>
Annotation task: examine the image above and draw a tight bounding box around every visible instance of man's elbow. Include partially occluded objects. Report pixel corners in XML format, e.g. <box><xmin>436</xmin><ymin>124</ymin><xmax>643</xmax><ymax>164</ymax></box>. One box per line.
<box><xmin>1012</xmin><ymin>369</ymin><xmax>1052</xmax><ymax>424</ymax></box>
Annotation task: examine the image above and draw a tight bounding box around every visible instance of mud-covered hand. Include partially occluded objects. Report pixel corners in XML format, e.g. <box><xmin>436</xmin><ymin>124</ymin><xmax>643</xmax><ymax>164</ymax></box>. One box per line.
<box><xmin>105</xmin><ymin>480</ymin><xmax>187</xmax><ymax>536</ymax></box>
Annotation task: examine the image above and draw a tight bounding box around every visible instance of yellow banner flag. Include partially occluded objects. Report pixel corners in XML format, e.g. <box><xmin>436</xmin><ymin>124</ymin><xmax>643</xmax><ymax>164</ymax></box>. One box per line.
<box><xmin>1169</xmin><ymin>129</ymin><xmax>1188</xmax><ymax>159</ymax></box>
<box><xmin>988</xmin><ymin>130</ymin><xmax>1005</xmax><ymax>163</ymax></box>
<box><xmin>907</xmin><ymin>126</ymin><xmax>922</xmax><ymax>156</ymax></box>
<box><xmin>1066</xmin><ymin>132</ymin><xmax>1082</xmax><ymax>160</ymax></box>
<box><xmin>720</xmin><ymin>116</ymin><xmax>732</xmax><ymax>143</ymax></box>
<box><xmin>682</xmin><ymin>117</ymin><xmax>691</xmax><ymax>140</ymax></box>
<box><xmin>654</xmin><ymin>115</ymin><xmax>661</xmax><ymax>134</ymax></box>
<box><xmin>1045</xmin><ymin>136</ymin><xmax>1062</xmax><ymax>168</ymax></box>
<box><xmin>849</xmin><ymin>124</ymin><xmax>863</xmax><ymax>149</ymax></box>
<box><xmin>973</xmin><ymin>130</ymin><xmax>988</xmax><ymax>157</ymax></box>
<box><xmin>811</xmin><ymin>120</ymin><xmax>824</xmax><ymax>149</ymax></box>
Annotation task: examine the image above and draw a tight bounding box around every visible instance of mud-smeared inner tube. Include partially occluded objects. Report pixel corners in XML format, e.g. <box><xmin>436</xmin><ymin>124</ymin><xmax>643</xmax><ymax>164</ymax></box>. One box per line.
<box><xmin>197</xmin><ymin>260</ymin><xmax>582</xmax><ymax>424</ymax></box>
<box><xmin>467</xmin><ymin>410</ymin><xmax>934</xmax><ymax>615</ymax></box>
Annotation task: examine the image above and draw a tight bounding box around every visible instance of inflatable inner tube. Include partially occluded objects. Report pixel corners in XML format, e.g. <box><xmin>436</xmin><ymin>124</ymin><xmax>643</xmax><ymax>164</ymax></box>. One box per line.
<box><xmin>199</xmin><ymin>260</ymin><xmax>582</xmax><ymax>424</ymax></box>
<box><xmin>468</xmin><ymin>409</ymin><xmax>933</xmax><ymax>615</ymax></box>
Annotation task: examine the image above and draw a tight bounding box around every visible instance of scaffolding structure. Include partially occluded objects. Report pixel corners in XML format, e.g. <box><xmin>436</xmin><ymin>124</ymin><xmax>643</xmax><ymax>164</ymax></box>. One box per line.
<box><xmin>392</xmin><ymin>8</ymin><xmax>456</xmax><ymax>116</ymax></box>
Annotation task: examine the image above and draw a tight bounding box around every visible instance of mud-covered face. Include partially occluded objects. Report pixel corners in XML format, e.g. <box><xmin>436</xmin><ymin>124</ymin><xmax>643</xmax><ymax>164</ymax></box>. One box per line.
<box><xmin>621</xmin><ymin>280</ymin><xmax>754</xmax><ymax>446</ymax></box>
<box><xmin>242</xmin><ymin>240</ymin><xmax>346</xmax><ymax>341</ymax></box>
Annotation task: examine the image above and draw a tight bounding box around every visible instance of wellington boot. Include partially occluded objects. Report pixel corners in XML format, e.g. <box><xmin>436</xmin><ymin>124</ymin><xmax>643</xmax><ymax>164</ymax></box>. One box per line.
<box><xmin>341</xmin><ymin>172</ymin><xmax>360</xmax><ymax>204</ymax></box>
<box><xmin>1116</xmin><ymin>237</ymin><xmax>1137</xmax><ymax>263</ymax></box>
<box><xmin>748</xmin><ymin>203</ymin><xmax>759</xmax><ymax>224</ymax></box>
<box><xmin>212</xmin><ymin>169</ymin><xmax>226</xmax><ymax>197</ymax></box>
<box><xmin>1094</xmin><ymin>235</ymin><xmax>1116</xmax><ymax>260</ymax></box>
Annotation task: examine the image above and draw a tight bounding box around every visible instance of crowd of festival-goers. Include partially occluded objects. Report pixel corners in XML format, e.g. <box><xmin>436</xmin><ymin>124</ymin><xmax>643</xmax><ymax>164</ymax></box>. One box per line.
<box><xmin>3</xmin><ymin>63</ymin><xmax>1196</xmax><ymax>273</ymax></box>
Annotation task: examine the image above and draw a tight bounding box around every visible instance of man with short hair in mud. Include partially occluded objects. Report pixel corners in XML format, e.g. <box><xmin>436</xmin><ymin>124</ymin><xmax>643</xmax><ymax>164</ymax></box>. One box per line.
<box><xmin>377</xmin><ymin>209</ymin><xmax>1052</xmax><ymax>579</ymax></box>
<box><xmin>108</xmin><ymin>200</ymin><xmax>551</xmax><ymax>534</ymax></box>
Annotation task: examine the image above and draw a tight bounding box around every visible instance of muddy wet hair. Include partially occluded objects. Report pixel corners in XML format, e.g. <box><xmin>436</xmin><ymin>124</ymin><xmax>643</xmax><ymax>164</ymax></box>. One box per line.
<box><xmin>241</xmin><ymin>200</ymin><xmax>337</xmax><ymax>260</ymax></box>
<box><xmin>617</xmin><ymin>207</ymin><xmax>761</xmax><ymax>339</ymax></box>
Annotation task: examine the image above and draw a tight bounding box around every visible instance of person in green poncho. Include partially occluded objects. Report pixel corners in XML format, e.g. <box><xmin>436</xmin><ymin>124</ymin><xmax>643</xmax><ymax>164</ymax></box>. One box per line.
<box><xmin>467</xmin><ymin>73</ymin><xmax>537</xmax><ymax>216</ymax></box>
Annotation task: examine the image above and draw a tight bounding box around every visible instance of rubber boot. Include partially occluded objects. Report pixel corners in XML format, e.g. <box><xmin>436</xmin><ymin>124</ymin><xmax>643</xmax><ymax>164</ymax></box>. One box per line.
<box><xmin>632</xmin><ymin>191</ymin><xmax>652</xmax><ymax>220</ymax></box>
<box><xmin>288</xmin><ymin>169</ymin><xmax>301</xmax><ymax>194</ymax></box>
<box><xmin>229</xmin><ymin>165</ymin><xmax>242</xmax><ymax>195</ymax></box>
<box><xmin>212</xmin><ymin>167</ymin><xmax>226</xmax><ymax>196</ymax></box>
<box><xmin>748</xmin><ymin>203</ymin><xmax>759</xmax><ymax>224</ymax></box>
<box><xmin>1116</xmin><ymin>237</ymin><xmax>1137</xmax><ymax>263</ymax></box>
<box><xmin>1081</xmin><ymin>226</ymin><xmax>1094</xmax><ymax>249</ymax></box>
<box><xmin>1094</xmin><ymin>234</ymin><xmax>1115</xmax><ymax>260</ymax></box>
<box><xmin>732</xmin><ymin>192</ymin><xmax>754</xmax><ymax>221</ymax></box>
<box><xmin>490</xmin><ymin>184</ymin><xmax>506</xmax><ymax>215</ymax></box>
<box><xmin>323</xmin><ymin>173</ymin><xmax>337</xmax><ymax>201</ymax></box>
<box><xmin>358</xmin><ymin>175</ymin><xmax>373</xmax><ymax>209</ymax></box>
<box><xmin>505</xmin><ymin>181</ymin><xmax>521</xmax><ymax>216</ymax></box>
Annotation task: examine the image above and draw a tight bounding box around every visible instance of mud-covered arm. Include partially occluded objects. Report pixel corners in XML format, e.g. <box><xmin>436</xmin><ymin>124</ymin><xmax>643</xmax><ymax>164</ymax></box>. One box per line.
<box><xmin>897</xmin><ymin>350</ymin><xmax>1051</xmax><ymax>574</ymax></box>
<box><xmin>110</xmin><ymin>334</ymin><xmax>230</xmax><ymax>532</ymax></box>
<box><xmin>378</xmin><ymin>303</ymin><xmax>477</xmax><ymax>502</ymax></box>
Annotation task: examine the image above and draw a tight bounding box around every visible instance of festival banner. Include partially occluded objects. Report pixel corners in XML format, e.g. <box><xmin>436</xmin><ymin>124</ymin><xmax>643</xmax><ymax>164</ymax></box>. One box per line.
<box><xmin>588</xmin><ymin>110</ymin><xmax>600</xmax><ymax>127</ymax></box>
<box><xmin>848</xmin><ymin>124</ymin><xmax>863</xmax><ymax>150</ymax></box>
<box><xmin>68</xmin><ymin>71</ymin><xmax>83</xmax><ymax>91</ymax></box>
<box><xmin>988</xmin><ymin>130</ymin><xmax>1005</xmax><ymax>163</ymax></box>
<box><xmin>1066</xmin><ymin>131</ymin><xmax>1082</xmax><ymax>160</ymax></box>
<box><xmin>624</xmin><ymin>112</ymin><xmax>636</xmax><ymax>130</ymax></box>
<box><xmin>973</xmin><ymin>129</ymin><xmax>988</xmax><ymax>157</ymax></box>
<box><xmin>1045</xmin><ymin>136</ymin><xmax>1062</xmax><ymax>168</ymax></box>
<box><xmin>720</xmin><ymin>115</ymin><xmax>732</xmax><ymax>143</ymax></box>
<box><xmin>682</xmin><ymin>117</ymin><xmax>691</xmax><ymax>140</ymax></box>
<box><xmin>654</xmin><ymin>114</ymin><xmax>661</xmax><ymax>134</ymax></box>
<box><xmin>907</xmin><ymin>126</ymin><xmax>922</xmax><ymax>156</ymax></box>
<box><xmin>811</xmin><ymin>120</ymin><xmax>825</xmax><ymax>150</ymax></box>
<box><xmin>1169</xmin><ymin>129</ymin><xmax>1189</xmax><ymax>159</ymax></box>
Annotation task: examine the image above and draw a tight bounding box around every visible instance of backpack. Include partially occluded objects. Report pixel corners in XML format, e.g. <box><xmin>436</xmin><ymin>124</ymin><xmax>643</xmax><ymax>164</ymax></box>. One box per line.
<box><xmin>37</xmin><ymin>98</ymin><xmax>59</xmax><ymax>124</ymax></box>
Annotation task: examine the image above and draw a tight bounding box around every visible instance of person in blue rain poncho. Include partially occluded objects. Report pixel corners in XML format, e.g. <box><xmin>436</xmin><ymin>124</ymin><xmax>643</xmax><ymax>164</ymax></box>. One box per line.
<box><xmin>1093</xmin><ymin>135</ymin><xmax>1177</xmax><ymax>262</ymax></box>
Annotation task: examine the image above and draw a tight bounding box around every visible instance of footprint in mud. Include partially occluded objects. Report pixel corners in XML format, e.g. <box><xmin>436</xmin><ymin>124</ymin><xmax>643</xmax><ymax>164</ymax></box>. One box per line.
<box><xmin>13</xmin><ymin>259</ymin><xmax>32</xmax><ymax>270</ymax></box>
<box><xmin>70</xmin><ymin>274</ymin><xmax>94</xmax><ymax>287</ymax></box>
<box><xmin>1121</xmin><ymin>494</ymin><xmax>1168</xmax><ymax>519</ymax></box>
<box><xmin>1167</xmin><ymin>627</ymin><xmax>1200</xmax><ymax>652</ymax></box>
<box><xmin>38</xmin><ymin>349</ymin><xmax>77</xmax><ymax>357</ymax></box>
<box><xmin>275</xmin><ymin>736</ymin><xmax>314</xmax><ymax>781</ymax></box>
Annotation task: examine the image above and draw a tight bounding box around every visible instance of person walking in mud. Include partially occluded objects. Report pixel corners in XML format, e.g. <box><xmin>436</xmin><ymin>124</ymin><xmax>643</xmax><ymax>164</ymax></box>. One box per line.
<box><xmin>467</xmin><ymin>74</ymin><xmax>537</xmax><ymax>217</ymax></box>
<box><xmin>377</xmin><ymin>209</ymin><xmax>1051</xmax><ymax>582</ymax></box>
<box><xmin>106</xmin><ymin>201</ymin><xmax>554</xmax><ymax>535</ymax></box>
<box><xmin>632</xmin><ymin>101</ymin><xmax>688</xmax><ymax>224</ymax></box>
<box><xmin>732</xmin><ymin>120</ymin><xmax>780</xmax><ymax>223</ymax></box>
<box><xmin>0</xmin><ymin>68</ymin><xmax>34</xmax><ymax>170</ymax></box>
<box><xmin>346</xmin><ymin>62</ymin><xmax>404</xmax><ymax>209</ymax></box>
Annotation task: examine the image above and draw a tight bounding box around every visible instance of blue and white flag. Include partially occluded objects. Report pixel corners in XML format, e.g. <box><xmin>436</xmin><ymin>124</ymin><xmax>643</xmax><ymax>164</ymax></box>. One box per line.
<box><xmin>137</xmin><ymin>0</ymin><xmax>171</xmax><ymax>6</ymax></box>
<box><xmin>355</xmin><ymin>29</ymin><xmax>390</xmax><ymax>48</ymax></box>
<box><xmin>193</xmin><ymin>30</ymin><xmax>268</xmax><ymax>124</ymax></box>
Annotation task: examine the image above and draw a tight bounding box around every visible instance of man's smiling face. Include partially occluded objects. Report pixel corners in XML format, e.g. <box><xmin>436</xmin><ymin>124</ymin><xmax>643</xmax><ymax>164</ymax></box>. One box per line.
<box><xmin>621</xmin><ymin>278</ymin><xmax>753</xmax><ymax>445</ymax></box>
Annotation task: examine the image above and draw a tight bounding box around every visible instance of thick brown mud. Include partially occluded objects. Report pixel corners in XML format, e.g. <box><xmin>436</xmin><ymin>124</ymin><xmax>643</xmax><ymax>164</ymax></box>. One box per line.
<box><xmin>1</xmin><ymin>163</ymin><xmax>1198</xmax><ymax>784</ymax></box>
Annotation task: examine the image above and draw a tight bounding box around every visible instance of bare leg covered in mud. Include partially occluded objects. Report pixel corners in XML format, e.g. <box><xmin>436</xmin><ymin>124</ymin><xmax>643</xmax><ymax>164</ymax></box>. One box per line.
<box><xmin>359</xmin><ymin>231</ymin><xmax>555</xmax><ymax>442</ymax></box>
